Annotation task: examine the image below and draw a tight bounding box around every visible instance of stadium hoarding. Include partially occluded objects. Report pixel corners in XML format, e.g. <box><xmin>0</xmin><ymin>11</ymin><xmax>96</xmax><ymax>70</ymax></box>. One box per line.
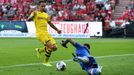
<box><xmin>0</xmin><ymin>21</ymin><xmax>36</xmax><ymax>37</ymax></box>
<box><xmin>0</xmin><ymin>21</ymin><xmax>26</xmax><ymax>37</ymax></box>
<box><xmin>0</xmin><ymin>21</ymin><xmax>102</xmax><ymax>38</ymax></box>
<box><xmin>49</xmin><ymin>21</ymin><xmax>102</xmax><ymax>38</ymax></box>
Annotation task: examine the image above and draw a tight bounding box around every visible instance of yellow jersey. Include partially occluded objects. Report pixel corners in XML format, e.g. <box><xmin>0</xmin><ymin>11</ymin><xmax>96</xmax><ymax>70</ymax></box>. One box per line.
<box><xmin>33</xmin><ymin>11</ymin><xmax>50</xmax><ymax>33</ymax></box>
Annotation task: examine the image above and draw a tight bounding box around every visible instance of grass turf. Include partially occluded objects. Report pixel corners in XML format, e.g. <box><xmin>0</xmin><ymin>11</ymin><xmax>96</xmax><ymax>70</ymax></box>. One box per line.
<box><xmin>0</xmin><ymin>38</ymin><xmax>134</xmax><ymax>75</ymax></box>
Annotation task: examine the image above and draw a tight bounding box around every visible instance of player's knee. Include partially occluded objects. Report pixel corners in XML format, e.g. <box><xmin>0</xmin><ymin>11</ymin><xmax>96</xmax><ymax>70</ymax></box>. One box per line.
<box><xmin>52</xmin><ymin>45</ymin><xmax>57</xmax><ymax>51</ymax></box>
<box><xmin>46</xmin><ymin>41</ymin><xmax>57</xmax><ymax>51</ymax></box>
<box><xmin>46</xmin><ymin>44</ymin><xmax>57</xmax><ymax>51</ymax></box>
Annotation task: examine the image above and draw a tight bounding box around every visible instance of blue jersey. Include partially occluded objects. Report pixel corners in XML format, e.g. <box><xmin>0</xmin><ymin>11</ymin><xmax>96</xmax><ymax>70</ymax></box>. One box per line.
<box><xmin>74</xmin><ymin>43</ymin><xmax>90</xmax><ymax>57</ymax></box>
<box><xmin>73</xmin><ymin>43</ymin><xmax>98</xmax><ymax>71</ymax></box>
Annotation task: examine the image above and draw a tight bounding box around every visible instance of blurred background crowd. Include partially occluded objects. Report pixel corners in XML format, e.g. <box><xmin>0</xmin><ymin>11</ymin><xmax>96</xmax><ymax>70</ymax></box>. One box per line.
<box><xmin>0</xmin><ymin>0</ymin><xmax>133</xmax><ymax>21</ymax></box>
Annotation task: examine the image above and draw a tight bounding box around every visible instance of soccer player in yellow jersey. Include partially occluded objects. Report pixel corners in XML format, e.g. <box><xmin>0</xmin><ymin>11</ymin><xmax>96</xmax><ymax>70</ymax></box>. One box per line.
<box><xmin>27</xmin><ymin>1</ymin><xmax>61</xmax><ymax>66</ymax></box>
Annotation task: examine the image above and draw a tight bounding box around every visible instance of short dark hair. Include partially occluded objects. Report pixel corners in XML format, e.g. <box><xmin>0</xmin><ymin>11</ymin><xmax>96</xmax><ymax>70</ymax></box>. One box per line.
<box><xmin>38</xmin><ymin>1</ymin><xmax>45</xmax><ymax>5</ymax></box>
<box><xmin>83</xmin><ymin>43</ymin><xmax>90</xmax><ymax>49</ymax></box>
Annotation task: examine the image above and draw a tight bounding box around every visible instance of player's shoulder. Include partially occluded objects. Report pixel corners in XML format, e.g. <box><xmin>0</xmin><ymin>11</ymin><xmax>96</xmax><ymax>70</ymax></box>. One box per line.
<box><xmin>33</xmin><ymin>10</ymin><xmax>39</xmax><ymax>13</ymax></box>
<box><xmin>74</xmin><ymin>42</ymin><xmax>83</xmax><ymax>47</ymax></box>
<box><xmin>30</xmin><ymin>10</ymin><xmax>38</xmax><ymax>15</ymax></box>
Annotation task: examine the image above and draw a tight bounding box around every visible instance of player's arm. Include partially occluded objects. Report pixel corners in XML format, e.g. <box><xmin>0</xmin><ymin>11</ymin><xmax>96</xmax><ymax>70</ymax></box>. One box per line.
<box><xmin>27</xmin><ymin>11</ymin><xmax>36</xmax><ymax>21</ymax></box>
<box><xmin>61</xmin><ymin>38</ymin><xmax>76</xmax><ymax>48</ymax></box>
<box><xmin>48</xmin><ymin>21</ymin><xmax>61</xmax><ymax>34</ymax></box>
<box><xmin>61</xmin><ymin>38</ymin><xmax>82</xmax><ymax>48</ymax></box>
<box><xmin>66</xmin><ymin>38</ymin><xmax>76</xmax><ymax>45</ymax></box>
<box><xmin>48</xmin><ymin>21</ymin><xmax>61</xmax><ymax>33</ymax></box>
<box><xmin>73</xmin><ymin>56</ymin><xmax>89</xmax><ymax>63</ymax></box>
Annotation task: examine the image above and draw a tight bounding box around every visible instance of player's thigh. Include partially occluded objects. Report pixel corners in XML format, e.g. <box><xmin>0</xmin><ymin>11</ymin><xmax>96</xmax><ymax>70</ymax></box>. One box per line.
<box><xmin>47</xmin><ymin>35</ymin><xmax>57</xmax><ymax>50</ymax></box>
<box><xmin>36</xmin><ymin>32</ymin><xmax>57</xmax><ymax>49</ymax></box>
<box><xmin>48</xmin><ymin>34</ymin><xmax>56</xmax><ymax>45</ymax></box>
<box><xmin>36</xmin><ymin>32</ymin><xmax>50</xmax><ymax>45</ymax></box>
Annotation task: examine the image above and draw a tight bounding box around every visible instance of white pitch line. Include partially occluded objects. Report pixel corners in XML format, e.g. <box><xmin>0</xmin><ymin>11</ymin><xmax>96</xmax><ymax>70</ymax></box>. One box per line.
<box><xmin>0</xmin><ymin>53</ymin><xmax>134</xmax><ymax>69</ymax></box>
<box><xmin>95</xmin><ymin>53</ymin><xmax>134</xmax><ymax>58</ymax></box>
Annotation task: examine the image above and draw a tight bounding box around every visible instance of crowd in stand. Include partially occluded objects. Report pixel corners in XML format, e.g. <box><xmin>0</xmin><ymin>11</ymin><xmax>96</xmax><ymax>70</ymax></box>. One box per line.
<box><xmin>116</xmin><ymin>0</ymin><xmax>134</xmax><ymax>21</ymax></box>
<box><xmin>0</xmin><ymin>0</ymin><xmax>130</xmax><ymax>22</ymax></box>
<box><xmin>0</xmin><ymin>0</ymin><xmax>35</xmax><ymax>21</ymax></box>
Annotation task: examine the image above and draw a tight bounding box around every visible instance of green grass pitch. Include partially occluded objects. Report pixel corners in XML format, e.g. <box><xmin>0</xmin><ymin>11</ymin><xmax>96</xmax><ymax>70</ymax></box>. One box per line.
<box><xmin>0</xmin><ymin>38</ymin><xmax>134</xmax><ymax>75</ymax></box>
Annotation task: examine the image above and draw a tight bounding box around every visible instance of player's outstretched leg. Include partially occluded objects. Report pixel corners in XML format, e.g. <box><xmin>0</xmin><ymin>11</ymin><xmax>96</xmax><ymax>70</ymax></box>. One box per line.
<box><xmin>43</xmin><ymin>47</ymin><xmax>53</xmax><ymax>67</ymax></box>
<box><xmin>88</xmin><ymin>66</ymin><xmax>102</xmax><ymax>75</ymax></box>
<box><xmin>97</xmin><ymin>65</ymin><xmax>103</xmax><ymax>74</ymax></box>
<box><xmin>88</xmin><ymin>68</ymin><xmax>100</xmax><ymax>75</ymax></box>
<box><xmin>43</xmin><ymin>40</ymin><xmax>58</xmax><ymax>67</ymax></box>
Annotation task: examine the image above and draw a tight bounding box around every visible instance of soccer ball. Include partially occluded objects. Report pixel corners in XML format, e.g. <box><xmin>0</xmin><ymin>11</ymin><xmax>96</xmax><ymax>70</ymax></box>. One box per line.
<box><xmin>56</xmin><ymin>61</ymin><xmax>66</xmax><ymax>71</ymax></box>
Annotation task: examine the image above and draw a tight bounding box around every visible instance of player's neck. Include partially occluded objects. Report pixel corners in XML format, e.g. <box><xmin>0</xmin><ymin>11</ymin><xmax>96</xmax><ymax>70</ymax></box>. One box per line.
<box><xmin>37</xmin><ymin>9</ymin><xmax>44</xmax><ymax>13</ymax></box>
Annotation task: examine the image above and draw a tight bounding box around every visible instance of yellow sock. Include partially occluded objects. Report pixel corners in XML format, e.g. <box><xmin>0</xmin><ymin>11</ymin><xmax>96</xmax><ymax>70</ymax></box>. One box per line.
<box><xmin>44</xmin><ymin>56</ymin><xmax>49</xmax><ymax>63</ymax></box>
<box><xmin>44</xmin><ymin>47</ymin><xmax>52</xmax><ymax>63</ymax></box>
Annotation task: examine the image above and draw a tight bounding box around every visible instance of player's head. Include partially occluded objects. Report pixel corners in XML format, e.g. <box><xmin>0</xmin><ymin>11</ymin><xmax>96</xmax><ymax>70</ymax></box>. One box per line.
<box><xmin>83</xmin><ymin>43</ymin><xmax>90</xmax><ymax>49</ymax></box>
<box><xmin>37</xmin><ymin>1</ymin><xmax>46</xmax><ymax>12</ymax></box>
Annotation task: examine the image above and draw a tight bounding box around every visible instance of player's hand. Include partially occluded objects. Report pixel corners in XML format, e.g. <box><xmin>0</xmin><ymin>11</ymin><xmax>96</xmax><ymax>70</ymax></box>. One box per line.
<box><xmin>57</xmin><ymin>30</ymin><xmax>61</xmax><ymax>34</ymax></box>
<box><xmin>60</xmin><ymin>40</ymin><xmax>68</xmax><ymax>48</ymax></box>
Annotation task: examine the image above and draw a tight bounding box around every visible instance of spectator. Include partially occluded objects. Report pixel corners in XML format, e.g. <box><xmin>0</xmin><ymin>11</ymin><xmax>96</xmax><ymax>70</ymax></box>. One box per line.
<box><xmin>105</xmin><ymin>14</ymin><xmax>111</xmax><ymax>20</ymax></box>
<box><xmin>0</xmin><ymin>11</ymin><xmax>2</xmax><ymax>20</ymax></box>
<box><xmin>104</xmin><ymin>1</ymin><xmax>111</xmax><ymax>12</ymax></box>
<box><xmin>45</xmin><ymin>1</ymin><xmax>52</xmax><ymax>12</ymax></box>
<box><xmin>120</xmin><ymin>19</ymin><xmax>130</xmax><ymax>28</ymax></box>
<box><xmin>96</xmin><ymin>1</ymin><xmax>104</xmax><ymax>10</ymax></box>
<box><xmin>11</xmin><ymin>0</ymin><xmax>17</xmax><ymax>4</ymax></box>
<box><xmin>73</xmin><ymin>3</ymin><xmax>80</xmax><ymax>11</ymax></box>
<box><xmin>7</xmin><ymin>7</ymin><xmax>16</xmax><ymax>19</ymax></box>
<box><xmin>84</xmin><ymin>14</ymin><xmax>95</xmax><ymax>21</ymax></box>
<box><xmin>62</xmin><ymin>0</ymin><xmax>67</xmax><ymax>5</ymax></box>
<box><xmin>95</xmin><ymin>0</ymin><xmax>103</xmax><ymax>3</ymax></box>
<box><xmin>109</xmin><ymin>19</ymin><xmax>116</xmax><ymax>29</ymax></box>
<box><xmin>12</xmin><ymin>3</ymin><xmax>18</xmax><ymax>11</ymax></box>
<box><xmin>95</xmin><ymin>12</ymin><xmax>103</xmax><ymax>21</ymax></box>
<box><xmin>109</xmin><ymin>0</ymin><xmax>116</xmax><ymax>10</ymax></box>
<box><xmin>0</xmin><ymin>0</ymin><xmax>4</xmax><ymax>4</ymax></box>
<box><xmin>13</xmin><ymin>14</ymin><xmax>19</xmax><ymax>21</ymax></box>
<box><xmin>2</xmin><ymin>3</ymin><xmax>8</xmax><ymax>14</ymax></box>
<box><xmin>2</xmin><ymin>13</ymin><xmax>8</xmax><ymax>20</ymax></box>
<box><xmin>4</xmin><ymin>0</ymin><xmax>10</xmax><ymax>4</ymax></box>
<box><xmin>62</xmin><ymin>7</ymin><xmax>71</xmax><ymax>21</ymax></box>
<box><xmin>51</xmin><ymin>14</ymin><xmax>58</xmax><ymax>21</ymax></box>
<box><xmin>55</xmin><ymin>0</ymin><xmax>62</xmax><ymax>4</ymax></box>
<box><xmin>47</xmin><ymin>8</ymin><xmax>55</xmax><ymax>17</ymax></box>
<box><xmin>79</xmin><ymin>3</ymin><xmax>86</xmax><ymax>10</ymax></box>
<box><xmin>77</xmin><ymin>0</ymin><xmax>84</xmax><ymax>4</ymax></box>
